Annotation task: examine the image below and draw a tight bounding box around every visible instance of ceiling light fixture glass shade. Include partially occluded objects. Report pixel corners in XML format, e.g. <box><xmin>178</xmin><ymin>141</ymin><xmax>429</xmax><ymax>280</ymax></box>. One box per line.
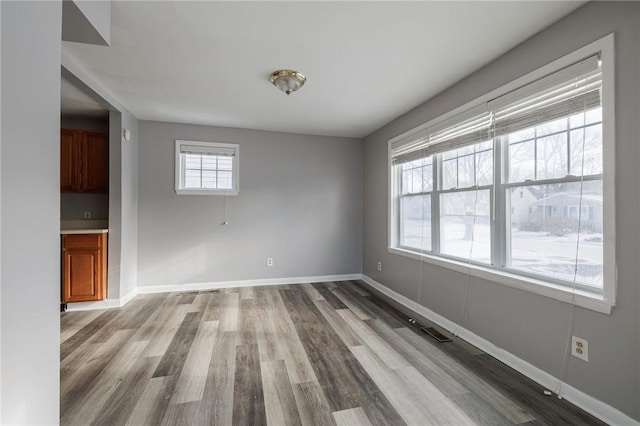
<box><xmin>269</xmin><ymin>70</ymin><xmax>306</xmax><ymax>95</ymax></box>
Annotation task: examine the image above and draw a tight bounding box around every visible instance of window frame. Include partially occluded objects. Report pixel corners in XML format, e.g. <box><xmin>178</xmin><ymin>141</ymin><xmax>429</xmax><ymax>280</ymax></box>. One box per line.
<box><xmin>175</xmin><ymin>140</ymin><xmax>239</xmax><ymax>196</ymax></box>
<box><xmin>388</xmin><ymin>34</ymin><xmax>615</xmax><ymax>314</ymax></box>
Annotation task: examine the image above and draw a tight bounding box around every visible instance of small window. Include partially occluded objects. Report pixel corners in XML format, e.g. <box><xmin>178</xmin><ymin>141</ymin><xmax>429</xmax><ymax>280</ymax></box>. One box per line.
<box><xmin>175</xmin><ymin>140</ymin><xmax>239</xmax><ymax>195</ymax></box>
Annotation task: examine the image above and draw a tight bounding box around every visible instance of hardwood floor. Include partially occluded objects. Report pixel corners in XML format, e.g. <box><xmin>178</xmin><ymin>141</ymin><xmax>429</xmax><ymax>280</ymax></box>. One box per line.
<box><xmin>60</xmin><ymin>281</ymin><xmax>605</xmax><ymax>425</ymax></box>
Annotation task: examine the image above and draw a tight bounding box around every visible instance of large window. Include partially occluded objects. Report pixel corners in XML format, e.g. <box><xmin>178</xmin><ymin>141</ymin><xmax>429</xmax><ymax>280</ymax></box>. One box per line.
<box><xmin>389</xmin><ymin>36</ymin><xmax>615</xmax><ymax>312</ymax></box>
<box><xmin>175</xmin><ymin>140</ymin><xmax>239</xmax><ymax>195</ymax></box>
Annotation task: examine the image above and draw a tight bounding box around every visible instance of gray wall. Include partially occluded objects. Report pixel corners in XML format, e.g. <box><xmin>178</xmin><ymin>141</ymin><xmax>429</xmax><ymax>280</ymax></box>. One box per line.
<box><xmin>1</xmin><ymin>1</ymin><xmax>62</xmax><ymax>424</ymax></box>
<box><xmin>362</xmin><ymin>1</ymin><xmax>640</xmax><ymax>421</ymax></box>
<box><xmin>72</xmin><ymin>0</ymin><xmax>110</xmax><ymax>44</ymax></box>
<box><xmin>107</xmin><ymin>109</ymin><xmax>139</xmax><ymax>300</ymax></box>
<box><xmin>108</xmin><ymin>112</ymin><xmax>123</xmax><ymax>298</ymax></box>
<box><xmin>61</xmin><ymin>193</ymin><xmax>109</xmax><ymax>220</ymax></box>
<box><xmin>61</xmin><ymin>116</ymin><xmax>108</xmax><ymax>131</ymax></box>
<box><xmin>119</xmin><ymin>111</ymin><xmax>139</xmax><ymax>298</ymax></box>
<box><xmin>137</xmin><ymin>121</ymin><xmax>362</xmax><ymax>287</ymax></box>
<box><xmin>62</xmin><ymin>0</ymin><xmax>110</xmax><ymax>46</ymax></box>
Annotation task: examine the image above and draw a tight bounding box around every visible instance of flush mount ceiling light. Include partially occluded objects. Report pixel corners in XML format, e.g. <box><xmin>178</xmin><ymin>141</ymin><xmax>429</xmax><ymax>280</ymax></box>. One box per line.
<box><xmin>269</xmin><ymin>70</ymin><xmax>307</xmax><ymax>95</ymax></box>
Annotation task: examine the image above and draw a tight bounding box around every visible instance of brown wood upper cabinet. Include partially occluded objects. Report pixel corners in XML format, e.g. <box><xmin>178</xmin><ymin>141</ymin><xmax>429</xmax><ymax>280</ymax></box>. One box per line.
<box><xmin>61</xmin><ymin>129</ymin><xmax>109</xmax><ymax>193</ymax></box>
<box><xmin>62</xmin><ymin>233</ymin><xmax>107</xmax><ymax>303</ymax></box>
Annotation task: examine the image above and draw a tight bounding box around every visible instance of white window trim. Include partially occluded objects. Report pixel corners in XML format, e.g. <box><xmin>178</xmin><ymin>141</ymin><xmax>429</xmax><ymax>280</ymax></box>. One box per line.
<box><xmin>175</xmin><ymin>139</ymin><xmax>239</xmax><ymax>196</ymax></box>
<box><xmin>387</xmin><ymin>34</ymin><xmax>616</xmax><ymax>314</ymax></box>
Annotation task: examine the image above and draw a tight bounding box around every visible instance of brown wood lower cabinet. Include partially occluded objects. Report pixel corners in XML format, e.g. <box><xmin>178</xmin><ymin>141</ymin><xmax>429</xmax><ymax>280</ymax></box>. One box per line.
<box><xmin>62</xmin><ymin>233</ymin><xmax>107</xmax><ymax>303</ymax></box>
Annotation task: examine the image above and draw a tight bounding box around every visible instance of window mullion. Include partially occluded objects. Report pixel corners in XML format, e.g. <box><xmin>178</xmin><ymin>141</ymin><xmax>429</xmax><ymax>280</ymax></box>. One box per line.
<box><xmin>495</xmin><ymin>136</ymin><xmax>508</xmax><ymax>268</ymax></box>
<box><xmin>432</xmin><ymin>154</ymin><xmax>441</xmax><ymax>253</ymax></box>
<box><xmin>215</xmin><ymin>155</ymin><xmax>219</xmax><ymax>189</ymax></box>
<box><xmin>566</xmin><ymin>124</ymin><xmax>571</xmax><ymax>176</ymax></box>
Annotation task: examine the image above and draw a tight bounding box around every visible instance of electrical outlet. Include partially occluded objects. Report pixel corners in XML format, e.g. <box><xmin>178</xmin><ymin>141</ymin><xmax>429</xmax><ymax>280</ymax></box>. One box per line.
<box><xmin>267</xmin><ymin>257</ymin><xmax>273</xmax><ymax>267</ymax></box>
<box><xmin>377</xmin><ymin>261</ymin><xmax>382</xmax><ymax>271</ymax></box>
<box><xmin>83</xmin><ymin>211</ymin><xmax>92</xmax><ymax>219</ymax></box>
<box><xmin>571</xmin><ymin>336</ymin><xmax>589</xmax><ymax>362</ymax></box>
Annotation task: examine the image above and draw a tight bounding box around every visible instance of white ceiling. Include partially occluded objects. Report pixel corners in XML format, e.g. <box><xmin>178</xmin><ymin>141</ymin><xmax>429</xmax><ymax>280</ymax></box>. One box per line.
<box><xmin>62</xmin><ymin>1</ymin><xmax>585</xmax><ymax>138</ymax></box>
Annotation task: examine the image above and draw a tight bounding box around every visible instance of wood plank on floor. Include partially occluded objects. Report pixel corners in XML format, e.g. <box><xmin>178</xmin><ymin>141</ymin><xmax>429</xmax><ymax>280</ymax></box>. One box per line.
<box><xmin>232</xmin><ymin>343</ymin><xmax>267</xmax><ymax>426</ymax></box>
<box><xmin>313</xmin><ymin>299</ymin><xmax>362</xmax><ymax>347</ymax></box>
<box><xmin>311</xmin><ymin>282</ymin><xmax>348</xmax><ymax>309</ymax></box>
<box><xmin>350</xmin><ymin>345</ymin><xmax>475</xmax><ymax>425</ymax></box>
<box><xmin>60</xmin><ymin>282</ymin><xmax>607</xmax><ymax>426</ymax></box>
<box><xmin>366</xmin><ymin>319</ymin><xmax>468</xmax><ymax>397</ymax></box>
<box><xmin>261</xmin><ymin>360</ymin><xmax>302</xmax><ymax>426</ymax></box>
<box><xmin>292</xmin><ymin>381</ymin><xmax>336</xmax><ymax>426</ymax></box>
<box><xmin>333</xmin><ymin>407</ymin><xmax>373</xmax><ymax>426</ymax></box>
<box><xmin>198</xmin><ymin>331</ymin><xmax>238</xmax><ymax>426</ymax></box>
<box><xmin>126</xmin><ymin>376</ymin><xmax>174</xmax><ymax>426</ymax></box>
<box><xmin>332</xmin><ymin>288</ymin><xmax>374</xmax><ymax>321</ymax></box>
<box><xmin>336</xmin><ymin>309</ymin><xmax>409</xmax><ymax>370</ymax></box>
<box><xmin>254</xmin><ymin>287</ymin><xmax>318</xmax><ymax>385</ymax></box>
<box><xmin>280</xmin><ymin>288</ymin><xmax>405</xmax><ymax>426</ymax></box>
<box><xmin>153</xmin><ymin>311</ymin><xmax>203</xmax><ymax>378</ymax></box>
<box><xmin>60</xmin><ymin>309</ymin><xmax>120</xmax><ymax>361</ymax></box>
<box><xmin>60</xmin><ymin>309</ymin><xmax>103</xmax><ymax>344</ymax></box>
<box><xmin>61</xmin><ymin>329</ymin><xmax>136</xmax><ymax>413</ymax></box>
<box><xmin>91</xmin><ymin>355</ymin><xmax>161</xmax><ymax>426</ymax></box>
<box><xmin>171</xmin><ymin>320</ymin><xmax>219</xmax><ymax>404</ymax></box>
<box><xmin>395</xmin><ymin>326</ymin><xmax>535</xmax><ymax>424</ymax></box>
<box><xmin>161</xmin><ymin>401</ymin><xmax>201</xmax><ymax>426</ymax></box>
<box><xmin>62</xmin><ymin>339</ymin><xmax>148</xmax><ymax>425</ymax></box>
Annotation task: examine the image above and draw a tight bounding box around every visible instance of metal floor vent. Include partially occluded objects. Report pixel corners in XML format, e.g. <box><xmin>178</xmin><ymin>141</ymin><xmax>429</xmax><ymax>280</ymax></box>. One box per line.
<box><xmin>421</xmin><ymin>326</ymin><xmax>452</xmax><ymax>343</ymax></box>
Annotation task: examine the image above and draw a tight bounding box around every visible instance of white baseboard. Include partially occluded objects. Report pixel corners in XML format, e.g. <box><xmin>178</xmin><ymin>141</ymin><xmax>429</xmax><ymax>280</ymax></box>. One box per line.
<box><xmin>64</xmin><ymin>287</ymin><xmax>138</xmax><ymax>312</ymax></box>
<box><xmin>136</xmin><ymin>273</ymin><xmax>363</xmax><ymax>295</ymax></box>
<box><xmin>360</xmin><ymin>274</ymin><xmax>639</xmax><ymax>426</ymax></box>
<box><xmin>63</xmin><ymin>275</ymin><xmax>362</xmax><ymax>311</ymax></box>
<box><xmin>119</xmin><ymin>288</ymin><xmax>138</xmax><ymax>306</ymax></box>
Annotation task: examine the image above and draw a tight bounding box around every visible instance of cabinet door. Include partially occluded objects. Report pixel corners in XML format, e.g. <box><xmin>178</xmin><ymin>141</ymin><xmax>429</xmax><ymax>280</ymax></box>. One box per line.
<box><xmin>63</xmin><ymin>248</ymin><xmax>103</xmax><ymax>302</ymax></box>
<box><xmin>82</xmin><ymin>131</ymin><xmax>109</xmax><ymax>192</ymax></box>
<box><xmin>60</xmin><ymin>129</ymin><xmax>76</xmax><ymax>192</ymax></box>
<box><xmin>62</xmin><ymin>234</ymin><xmax>106</xmax><ymax>303</ymax></box>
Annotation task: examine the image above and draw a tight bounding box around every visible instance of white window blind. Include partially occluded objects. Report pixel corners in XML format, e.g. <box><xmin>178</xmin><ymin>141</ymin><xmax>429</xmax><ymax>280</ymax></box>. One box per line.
<box><xmin>490</xmin><ymin>55</ymin><xmax>601</xmax><ymax>136</ymax></box>
<box><xmin>179</xmin><ymin>144</ymin><xmax>237</xmax><ymax>157</ymax></box>
<box><xmin>391</xmin><ymin>107</ymin><xmax>493</xmax><ymax>165</ymax></box>
<box><xmin>390</xmin><ymin>55</ymin><xmax>601</xmax><ymax>166</ymax></box>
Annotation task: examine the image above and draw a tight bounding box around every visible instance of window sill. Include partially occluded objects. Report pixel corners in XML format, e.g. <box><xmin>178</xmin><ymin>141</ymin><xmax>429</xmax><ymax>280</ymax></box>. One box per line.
<box><xmin>388</xmin><ymin>246</ymin><xmax>612</xmax><ymax>315</ymax></box>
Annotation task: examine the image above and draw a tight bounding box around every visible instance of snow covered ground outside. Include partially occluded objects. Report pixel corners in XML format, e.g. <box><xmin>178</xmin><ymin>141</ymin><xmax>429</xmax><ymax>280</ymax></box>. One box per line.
<box><xmin>401</xmin><ymin>219</ymin><xmax>603</xmax><ymax>288</ymax></box>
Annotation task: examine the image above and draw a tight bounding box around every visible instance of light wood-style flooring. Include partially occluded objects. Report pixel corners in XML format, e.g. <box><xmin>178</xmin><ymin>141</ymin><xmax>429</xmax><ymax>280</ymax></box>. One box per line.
<box><xmin>60</xmin><ymin>281</ymin><xmax>604</xmax><ymax>425</ymax></box>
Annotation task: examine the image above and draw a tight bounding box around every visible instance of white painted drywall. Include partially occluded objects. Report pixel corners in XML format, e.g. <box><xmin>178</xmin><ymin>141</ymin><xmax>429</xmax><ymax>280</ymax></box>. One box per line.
<box><xmin>1</xmin><ymin>1</ymin><xmax>62</xmax><ymax>424</ymax></box>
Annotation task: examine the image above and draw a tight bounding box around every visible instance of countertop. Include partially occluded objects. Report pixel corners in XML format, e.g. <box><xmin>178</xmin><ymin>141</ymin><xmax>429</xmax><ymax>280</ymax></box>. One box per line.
<box><xmin>60</xmin><ymin>219</ymin><xmax>109</xmax><ymax>234</ymax></box>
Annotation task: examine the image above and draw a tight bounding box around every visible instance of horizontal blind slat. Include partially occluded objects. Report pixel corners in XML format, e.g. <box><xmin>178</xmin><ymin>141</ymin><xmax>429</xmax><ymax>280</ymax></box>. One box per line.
<box><xmin>180</xmin><ymin>145</ymin><xmax>236</xmax><ymax>156</ymax></box>
<box><xmin>392</xmin><ymin>110</ymin><xmax>493</xmax><ymax>165</ymax></box>
<box><xmin>390</xmin><ymin>54</ymin><xmax>600</xmax><ymax>165</ymax></box>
